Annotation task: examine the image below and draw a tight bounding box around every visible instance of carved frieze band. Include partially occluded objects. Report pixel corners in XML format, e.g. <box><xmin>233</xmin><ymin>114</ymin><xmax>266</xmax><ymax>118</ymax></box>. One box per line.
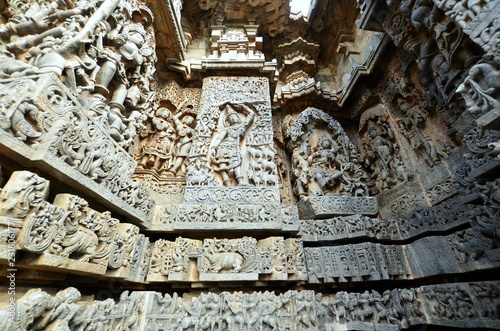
<box><xmin>147</xmin><ymin>236</ymin><xmax>307</xmax><ymax>283</ymax></box>
<box><xmin>305</xmin><ymin>243</ymin><xmax>408</xmax><ymax>284</ymax></box>
<box><xmin>0</xmin><ymin>171</ymin><xmax>149</xmax><ymax>282</ymax></box>
<box><xmin>2</xmin><ymin>281</ymin><xmax>499</xmax><ymax>331</ymax></box>
<box><xmin>184</xmin><ymin>186</ymin><xmax>280</xmax><ymax>204</ymax></box>
<box><xmin>151</xmin><ymin>203</ymin><xmax>300</xmax><ymax>232</ymax></box>
<box><xmin>298</xmin><ymin>195</ymin><xmax>379</xmax><ymax>219</ymax></box>
<box><xmin>300</xmin><ymin>196</ymin><xmax>470</xmax><ymax>242</ymax></box>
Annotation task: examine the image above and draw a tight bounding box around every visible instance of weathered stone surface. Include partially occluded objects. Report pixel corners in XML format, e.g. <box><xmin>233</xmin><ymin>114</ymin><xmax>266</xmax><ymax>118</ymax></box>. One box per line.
<box><xmin>147</xmin><ymin>236</ymin><xmax>306</xmax><ymax>284</ymax></box>
<box><xmin>0</xmin><ymin>0</ymin><xmax>498</xmax><ymax>329</ymax></box>
<box><xmin>298</xmin><ymin>195</ymin><xmax>379</xmax><ymax>219</ymax></box>
<box><xmin>2</xmin><ymin>281</ymin><xmax>500</xmax><ymax>331</ymax></box>
<box><xmin>150</xmin><ymin>203</ymin><xmax>300</xmax><ymax>232</ymax></box>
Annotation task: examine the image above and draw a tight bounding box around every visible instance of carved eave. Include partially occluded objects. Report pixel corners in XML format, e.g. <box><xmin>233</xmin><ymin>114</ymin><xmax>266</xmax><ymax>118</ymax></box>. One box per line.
<box><xmin>167</xmin><ymin>58</ymin><xmax>278</xmax><ymax>94</ymax></box>
<box><xmin>273</xmin><ymin>33</ymin><xmax>388</xmax><ymax>111</ymax></box>
<box><xmin>276</xmin><ymin>37</ymin><xmax>320</xmax><ymax>66</ymax></box>
<box><xmin>146</xmin><ymin>0</ymin><xmax>187</xmax><ymax>75</ymax></box>
<box><xmin>337</xmin><ymin>33</ymin><xmax>390</xmax><ymax>107</ymax></box>
<box><xmin>356</xmin><ymin>0</ymin><xmax>389</xmax><ymax>31</ymax></box>
<box><xmin>273</xmin><ymin>78</ymin><xmax>340</xmax><ymax>108</ymax></box>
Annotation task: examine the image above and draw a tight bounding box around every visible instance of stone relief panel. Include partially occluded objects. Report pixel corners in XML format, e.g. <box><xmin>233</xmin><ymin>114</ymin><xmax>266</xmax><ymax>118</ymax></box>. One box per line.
<box><xmin>3</xmin><ymin>282</ymin><xmax>499</xmax><ymax>331</ymax></box>
<box><xmin>150</xmin><ymin>203</ymin><xmax>300</xmax><ymax>232</ymax></box>
<box><xmin>185</xmin><ymin>77</ymin><xmax>277</xmax><ymax>190</ymax></box>
<box><xmin>0</xmin><ymin>0</ymin><xmax>157</xmax><ymax>215</ymax></box>
<box><xmin>381</xmin><ymin>0</ymin><xmax>480</xmax><ymax>107</ymax></box>
<box><xmin>433</xmin><ymin>0</ymin><xmax>500</xmax><ymax>54</ymax></box>
<box><xmin>359</xmin><ymin>104</ymin><xmax>409</xmax><ymax>193</ymax></box>
<box><xmin>133</xmin><ymin>80</ymin><xmax>202</xmax><ymax>201</ymax></box>
<box><xmin>0</xmin><ymin>170</ymin><xmax>149</xmax><ymax>281</ymax></box>
<box><xmin>289</xmin><ymin>107</ymin><xmax>370</xmax><ymax>199</ymax></box>
<box><xmin>457</xmin><ymin>55</ymin><xmax>500</xmax><ymax>122</ymax></box>
<box><xmin>395</xmin><ymin>97</ymin><xmax>446</xmax><ymax>167</ymax></box>
<box><xmin>0</xmin><ymin>0</ymin><xmax>156</xmax><ymax>147</ymax></box>
<box><xmin>305</xmin><ymin>243</ymin><xmax>408</xmax><ymax>284</ymax></box>
<box><xmin>147</xmin><ymin>236</ymin><xmax>307</xmax><ymax>283</ymax></box>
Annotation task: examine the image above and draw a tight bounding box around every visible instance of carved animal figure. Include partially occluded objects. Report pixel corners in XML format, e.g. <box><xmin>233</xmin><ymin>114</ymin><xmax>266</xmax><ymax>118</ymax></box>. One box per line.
<box><xmin>261</xmin><ymin>147</ymin><xmax>275</xmax><ymax>161</ymax></box>
<box><xmin>260</xmin><ymin>173</ymin><xmax>278</xmax><ymax>186</ymax></box>
<box><xmin>250</xmin><ymin>160</ymin><xmax>261</xmax><ymax>172</ymax></box>
<box><xmin>247</xmin><ymin>146</ymin><xmax>262</xmax><ymax>160</ymax></box>
<box><xmin>60</xmin><ymin>225</ymin><xmax>99</xmax><ymax>262</ymax></box>
<box><xmin>248</xmin><ymin>169</ymin><xmax>263</xmax><ymax>186</ymax></box>
<box><xmin>260</xmin><ymin>158</ymin><xmax>277</xmax><ymax>173</ymax></box>
<box><xmin>175</xmin><ymin>315</ymin><xmax>199</xmax><ymax>331</ymax></box>
<box><xmin>205</xmin><ymin>250</ymin><xmax>244</xmax><ymax>273</ymax></box>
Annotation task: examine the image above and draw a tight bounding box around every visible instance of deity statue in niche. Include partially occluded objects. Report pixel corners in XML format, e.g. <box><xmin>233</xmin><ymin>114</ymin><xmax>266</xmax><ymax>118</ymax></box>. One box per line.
<box><xmin>307</xmin><ymin>134</ymin><xmax>344</xmax><ymax>195</ymax></box>
<box><xmin>396</xmin><ymin>98</ymin><xmax>442</xmax><ymax>167</ymax></box>
<box><xmin>136</xmin><ymin>108</ymin><xmax>175</xmax><ymax>172</ymax></box>
<box><xmin>289</xmin><ymin>107</ymin><xmax>369</xmax><ymax>199</ymax></box>
<box><xmin>209</xmin><ymin>103</ymin><xmax>255</xmax><ymax>186</ymax></box>
<box><xmin>360</xmin><ymin>107</ymin><xmax>409</xmax><ymax>192</ymax></box>
<box><xmin>164</xmin><ymin>104</ymin><xmax>196</xmax><ymax>177</ymax></box>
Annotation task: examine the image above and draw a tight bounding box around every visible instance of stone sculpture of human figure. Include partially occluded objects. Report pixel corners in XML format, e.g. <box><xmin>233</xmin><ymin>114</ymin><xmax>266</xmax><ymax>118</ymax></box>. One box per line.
<box><xmin>136</xmin><ymin>108</ymin><xmax>175</xmax><ymax>172</ymax></box>
<box><xmin>209</xmin><ymin>103</ymin><xmax>255</xmax><ymax>186</ymax></box>
<box><xmin>398</xmin><ymin>99</ymin><xmax>439</xmax><ymax>166</ymax></box>
<box><xmin>307</xmin><ymin>135</ymin><xmax>343</xmax><ymax>195</ymax></box>
<box><xmin>164</xmin><ymin>104</ymin><xmax>196</xmax><ymax>177</ymax></box>
<box><xmin>292</xmin><ymin>145</ymin><xmax>310</xmax><ymax>198</ymax></box>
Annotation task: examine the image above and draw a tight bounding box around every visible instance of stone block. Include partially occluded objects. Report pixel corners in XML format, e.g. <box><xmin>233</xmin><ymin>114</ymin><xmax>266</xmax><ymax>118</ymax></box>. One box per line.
<box><xmin>298</xmin><ymin>195</ymin><xmax>378</xmax><ymax>219</ymax></box>
<box><xmin>19</xmin><ymin>253</ymin><xmax>107</xmax><ymax>275</ymax></box>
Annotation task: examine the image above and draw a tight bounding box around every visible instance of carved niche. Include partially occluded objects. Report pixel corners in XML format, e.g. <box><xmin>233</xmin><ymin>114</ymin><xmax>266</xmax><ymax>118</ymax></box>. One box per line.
<box><xmin>359</xmin><ymin>103</ymin><xmax>409</xmax><ymax>193</ymax></box>
<box><xmin>290</xmin><ymin>107</ymin><xmax>370</xmax><ymax>198</ymax></box>
<box><xmin>287</xmin><ymin>107</ymin><xmax>377</xmax><ymax>219</ymax></box>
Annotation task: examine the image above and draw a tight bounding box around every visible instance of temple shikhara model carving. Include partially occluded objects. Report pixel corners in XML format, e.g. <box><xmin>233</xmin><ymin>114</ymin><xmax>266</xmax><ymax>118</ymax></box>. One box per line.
<box><xmin>0</xmin><ymin>0</ymin><xmax>499</xmax><ymax>330</ymax></box>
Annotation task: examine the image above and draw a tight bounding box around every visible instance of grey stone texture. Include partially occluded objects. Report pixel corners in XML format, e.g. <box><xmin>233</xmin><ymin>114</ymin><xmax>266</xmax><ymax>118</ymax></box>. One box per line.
<box><xmin>0</xmin><ymin>0</ymin><xmax>499</xmax><ymax>329</ymax></box>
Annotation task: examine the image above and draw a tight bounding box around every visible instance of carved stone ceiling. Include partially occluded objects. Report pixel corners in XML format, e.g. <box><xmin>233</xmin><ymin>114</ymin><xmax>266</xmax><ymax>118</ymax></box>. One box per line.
<box><xmin>147</xmin><ymin>0</ymin><xmax>369</xmax><ymax>116</ymax></box>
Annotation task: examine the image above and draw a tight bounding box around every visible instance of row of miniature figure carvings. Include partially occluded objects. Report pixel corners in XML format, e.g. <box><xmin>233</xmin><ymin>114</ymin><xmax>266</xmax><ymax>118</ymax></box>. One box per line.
<box><xmin>1</xmin><ymin>171</ymin><xmax>498</xmax><ymax>285</ymax></box>
<box><xmin>149</xmin><ymin>202</ymin><xmax>300</xmax><ymax>232</ymax></box>
<box><xmin>0</xmin><ymin>171</ymin><xmax>150</xmax><ymax>282</ymax></box>
<box><xmin>299</xmin><ymin>196</ymin><xmax>470</xmax><ymax>242</ymax></box>
<box><xmin>2</xmin><ymin>281</ymin><xmax>499</xmax><ymax>331</ymax></box>
<box><xmin>147</xmin><ymin>236</ymin><xmax>307</xmax><ymax>283</ymax></box>
<box><xmin>305</xmin><ymin>243</ymin><xmax>408</xmax><ymax>284</ymax></box>
<box><xmin>0</xmin><ymin>170</ymin><xmax>306</xmax><ymax>283</ymax></box>
<box><xmin>0</xmin><ymin>74</ymin><xmax>155</xmax><ymax>217</ymax></box>
<box><xmin>305</xmin><ymin>224</ymin><xmax>500</xmax><ymax>284</ymax></box>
